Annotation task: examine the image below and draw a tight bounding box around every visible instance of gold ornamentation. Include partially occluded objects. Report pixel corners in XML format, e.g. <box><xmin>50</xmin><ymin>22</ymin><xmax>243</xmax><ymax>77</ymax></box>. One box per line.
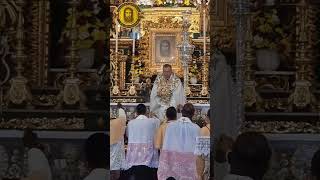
<box><xmin>185</xmin><ymin>86</ymin><xmax>191</xmax><ymax>96</ymax></box>
<box><xmin>111</xmin><ymin>98</ymin><xmax>137</xmax><ymax>103</ymax></box>
<box><xmin>5</xmin><ymin>77</ymin><xmax>32</xmax><ymax>107</ymax></box>
<box><xmin>57</xmin><ymin>0</ymin><xmax>86</xmax><ymax>110</ymax></box>
<box><xmin>30</xmin><ymin>0</ymin><xmax>49</xmax><ymax>86</ymax></box>
<box><xmin>56</xmin><ymin>78</ymin><xmax>87</xmax><ymax>109</ymax></box>
<box><xmin>128</xmin><ymin>85</ymin><xmax>137</xmax><ymax>96</ymax></box>
<box><xmin>139</xmin><ymin>7</ymin><xmax>200</xmax><ymax>77</ymax></box>
<box><xmin>32</xmin><ymin>95</ymin><xmax>58</xmax><ymax>107</ymax></box>
<box><xmin>112</xmin><ymin>85</ymin><xmax>120</xmax><ymax>95</ymax></box>
<box><xmin>62</xmin><ymin>79</ymin><xmax>81</xmax><ymax>105</ymax></box>
<box><xmin>244</xmin><ymin>81</ymin><xmax>257</xmax><ymax>107</ymax></box>
<box><xmin>288</xmin><ymin>80</ymin><xmax>316</xmax><ymax>108</ymax></box>
<box><xmin>155</xmin><ymin>75</ymin><xmax>180</xmax><ymax>104</ymax></box>
<box><xmin>5</xmin><ymin>0</ymin><xmax>33</xmax><ymax>108</ymax></box>
<box><xmin>200</xmin><ymin>56</ymin><xmax>209</xmax><ymax>96</ymax></box>
<box><xmin>200</xmin><ymin>86</ymin><xmax>208</xmax><ymax>96</ymax></box>
<box><xmin>241</xmin><ymin>120</ymin><xmax>320</xmax><ymax>134</ymax></box>
<box><xmin>117</xmin><ymin>2</ymin><xmax>141</xmax><ymax>28</ymax></box>
<box><xmin>0</xmin><ymin>117</ymin><xmax>85</xmax><ymax>129</ymax></box>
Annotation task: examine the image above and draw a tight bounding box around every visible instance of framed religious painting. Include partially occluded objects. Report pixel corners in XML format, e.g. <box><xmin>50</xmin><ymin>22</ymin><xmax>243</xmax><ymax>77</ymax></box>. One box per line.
<box><xmin>149</xmin><ymin>29</ymin><xmax>182</xmax><ymax>74</ymax></box>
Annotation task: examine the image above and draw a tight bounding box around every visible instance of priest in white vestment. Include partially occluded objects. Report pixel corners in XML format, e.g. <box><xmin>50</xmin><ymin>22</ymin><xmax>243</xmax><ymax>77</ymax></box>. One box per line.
<box><xmin>150</xmin><ymin>64</ymin><xmax>186</xmax><ymax>121</ymax></box>
<box><xmin>157</xmin><ymin>103</ymin><xmax>200</xmax><ymax>180</ymax></box>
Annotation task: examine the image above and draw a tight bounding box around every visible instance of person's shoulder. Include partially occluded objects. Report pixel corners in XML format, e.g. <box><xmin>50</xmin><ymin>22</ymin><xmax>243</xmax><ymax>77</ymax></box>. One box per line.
<box><xmin>127</xmin><ymin>118</ymin><xmax>136</xmax><ymax>126</ymax></box>
<box><xmin>191</xmin><ymin>122</ymin><xmax>201</xmax><ymax>130</ymax></box>
<box><xmin>200</xmin><ymin>127</ymin><xmax>210</xmax><ymax>136</ymax></box>
<box><xmin>148</xmin><ymin>117</ymin><xmax>160</xmax><ymax>124</ymax></box>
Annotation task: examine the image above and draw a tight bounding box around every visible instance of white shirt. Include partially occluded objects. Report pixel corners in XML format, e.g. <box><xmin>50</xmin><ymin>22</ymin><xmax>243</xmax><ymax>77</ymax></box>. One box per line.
<box><xmin>83</xmin><ymin>168</ymin><xmax>108</xmax><ymax>180</ymax></box>
<box><xmin>27</xmin><ymin>148</ymin><xmax>52</xmax><ymax>180</ymax></box>
<box><xmin>163</xmin><ymin>117</ymin><xmax>200</xmax><ymax>152</ymax></box>
<box><xmin>126</xmin><ymin>115</ymin><xmax>160</xmax><ymax>169</ymax></box>
<box><xmin>127</xmin><ymin>115</ymin><xmax>160</xmax><ymax>144</ymax></box>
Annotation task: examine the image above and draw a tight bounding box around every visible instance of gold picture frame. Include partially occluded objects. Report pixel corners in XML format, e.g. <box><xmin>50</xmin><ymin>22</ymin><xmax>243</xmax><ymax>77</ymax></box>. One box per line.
<box><xmin>138</xmin><ymin>7</ymin><xmax>200</xmax><ymax>77</ymax></box>
<box><xmin>149</xmin><ymin>29</ymin><xmax>182</xmax><ymax>74</ymax></box>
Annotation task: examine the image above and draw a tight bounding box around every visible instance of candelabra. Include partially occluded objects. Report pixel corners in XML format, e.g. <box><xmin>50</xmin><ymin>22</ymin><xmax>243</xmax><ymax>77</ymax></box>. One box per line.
<box><xmin>289</xmin><ymin>0</ymin><xmax>316</xmax><ymax>110</ymax></box>
<box><xmin>56</xmin><ymin>0</ymin><xmax>87</xmax><ymax>110</ymax></box>
<box><xmin>5</xmin><ymin>0</ymin><xmax>33</xmax><ymax>108</ymax></box>
<box><xmin>177</xmin><ymin>10</ymin><xmax>195</xmax><ymax>95</ymax></box>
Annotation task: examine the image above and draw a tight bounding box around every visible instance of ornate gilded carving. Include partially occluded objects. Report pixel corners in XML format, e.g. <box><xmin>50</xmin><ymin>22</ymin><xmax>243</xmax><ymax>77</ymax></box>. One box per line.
<box><xmin>5</xmin><ymin>77</ymin><xmax>32</xmax><ymax>107</ymax></box>
<box><xmin>139</xmin><ymin>7</ymin><xmax>200</xmax><ymax>77</ymax></box>
<box><xmin>200</xmin><ymin>56</ymin><xmax>209</xmax><ymax>96</ymax></box>
<box><xmin>0</xmin><ymin>35</ymin><xmax>11</xmax><ymax>86</ymax></box>
<box><xmin>244</xmin><ymin>81</ymin><xmax>257</xmax><ymax>107</ymax></box>
<box><xmin>241</xmin><ymin>120</ymin><xmax>320</xmax><ymax>133</ymax></box>
<box><xmin>128</xmin><ymin>85</ymin><xmax>137</xmax><ymax>96</ymax></box>
<box><xmin>288</xmin><ymin>80</ymin><xmax>317</xmax><ymax>109</ymax></box>
<box><xmin>0</xmin><ymin>117</ymin><xmax>85</xmax><ymax>129</ymax></box>
<box><xmin>289</xmin><ymin>0</ymin><xmax>316</xmax><ymax>110</ymax></box>
<box><xmin>110</xmin><ymin>50</ymin><xmax>127</xmax><ymax>95</ymax></box>
<box><xmin>30</xmin><ymin>0</ymin><xmax>49</xmax><ymax>86</ymax></box>
<box><xmin>32</xmin><ymin>95</ymin><xmax>58</xmax><ymax>107</ymax></box>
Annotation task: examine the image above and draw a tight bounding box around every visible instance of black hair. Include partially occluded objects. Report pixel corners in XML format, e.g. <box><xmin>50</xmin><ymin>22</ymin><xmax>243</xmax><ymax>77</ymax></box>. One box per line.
<box><xmin>85</xmin><ymin>133</ymin><xmax>108</xmax><ymax>169</ymax></box>
<box><xmin>207</xmin><ymin>109</ymin><xmax>210</xmax><ymax>119</ymax></box>
<box><xmin>311</xmin><ymin>149</ymin><xmax>320</xmax><ymax>180</ymax></box>
<box><xmin>166</xmin><ymin>177</ymin><xmax>176</xmax><ymax>180</ymax></box>
<box><xmin>136</xmin><ymin>104</ymin><xmax>147</xmax><ymax>115</ymax></box>
<box><xmin>163</xmin><ymin>64</ymin><xmax>172</xmax><ymax>69</ymax></box>
<box><xmin>166</xmin><ymin>107</ymin><xmax>177</xmax><ymax>120</ymax></box>
<box><xmin>228</xmin><ymin>131</ymin><xmax>271</xmax><ymax>180</ymax></box>
<box><xmin>181</xmin><ymin>103</ymin><xmax>195</xmax><ymax>120</ymax></box>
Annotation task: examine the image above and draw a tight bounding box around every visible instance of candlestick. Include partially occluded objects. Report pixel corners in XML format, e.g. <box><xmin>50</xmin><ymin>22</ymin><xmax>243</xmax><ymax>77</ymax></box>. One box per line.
<box><xmin>115</xmin><ymin>22</ymin><xmax>119</xmax><ymax>53</ymax></box>
<box><xmin>203</xmin><ymin>7</ymin><xmax>206</xmax><ymax>57</ymax></box>
<box><xmin>133</xmin><ymin>38</ymin><xmax>135</xmax><ymax>55</ymax></box>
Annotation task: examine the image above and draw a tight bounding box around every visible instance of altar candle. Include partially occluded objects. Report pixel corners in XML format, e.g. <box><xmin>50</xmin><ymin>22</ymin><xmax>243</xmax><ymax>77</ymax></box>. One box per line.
<box><xmin>115</xmin><ymin>22</ymin><xmax>119</xmax><ymax>53</ymax></box>
<box><xmin>203</xmin><ymin>7</ymin><xmax>206</xmax><ymax>57</ymax></box>
<box><xmin>133</xmin><ymin>38</ymin><xmax>135</xmax><ymax>55</ymax></box>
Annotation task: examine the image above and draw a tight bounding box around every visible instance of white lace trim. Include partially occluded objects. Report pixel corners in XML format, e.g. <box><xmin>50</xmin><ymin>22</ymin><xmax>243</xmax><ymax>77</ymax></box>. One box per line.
<box><xmin>194</xmin><ymin>136</ymin><xmax>210</xmax><ymax>156</ymax></box>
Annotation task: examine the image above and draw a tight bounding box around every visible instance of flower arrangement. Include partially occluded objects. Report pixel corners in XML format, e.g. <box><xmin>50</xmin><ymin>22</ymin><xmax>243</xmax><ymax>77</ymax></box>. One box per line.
<box><xmin>131</xmin><ymin>57</ymin><xmax>145</xmax><ymax>79</ymax></box>
<box><xmin>252</xmin><ymin>8</ymin><xmax>290</xmax><ymax>55</ymax></box>
<box><xmin>189</xmin><ymin>60</ymin><xmax>199</xmax><ymax>78</ymax></box>
<box><xmin>59</xmin><ymin>0</ymin><xmax>107</xmax><ymax>49</ymax></box>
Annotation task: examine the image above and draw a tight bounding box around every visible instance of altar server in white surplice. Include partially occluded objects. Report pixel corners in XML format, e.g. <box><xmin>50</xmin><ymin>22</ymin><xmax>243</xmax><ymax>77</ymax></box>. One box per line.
<box><xmin>150</xmin><ymin>64</ymin><xmax>185</xmax><ymax>121</ymax></box>
<box><xmin>157</xmin><ymin>103</ymin><xmax>200</xmax><ymax>180</ymax></box>
<box><xmin>126</xmin><ymin>104</ymin><xmax>160</xmax><ymax>179</ymax></box>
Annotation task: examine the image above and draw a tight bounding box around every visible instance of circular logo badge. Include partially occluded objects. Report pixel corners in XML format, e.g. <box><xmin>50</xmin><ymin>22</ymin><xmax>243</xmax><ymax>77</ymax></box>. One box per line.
<box><xmin>117</xmin><ymin>3</ymin><xmax>141</xmax><ymax>28</ymax></box>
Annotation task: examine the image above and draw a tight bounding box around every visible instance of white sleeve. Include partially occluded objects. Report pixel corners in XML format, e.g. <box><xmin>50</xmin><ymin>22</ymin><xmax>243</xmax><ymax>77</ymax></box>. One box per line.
<box><xmin>150</xmin><ymin>76</ymin><xmax>161</xmax><ymax>112</ymax></box>
<box><xmin>173</xmin><ymin>79</ymin><xmax>186</xmax><ymax>106</ymax></box>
